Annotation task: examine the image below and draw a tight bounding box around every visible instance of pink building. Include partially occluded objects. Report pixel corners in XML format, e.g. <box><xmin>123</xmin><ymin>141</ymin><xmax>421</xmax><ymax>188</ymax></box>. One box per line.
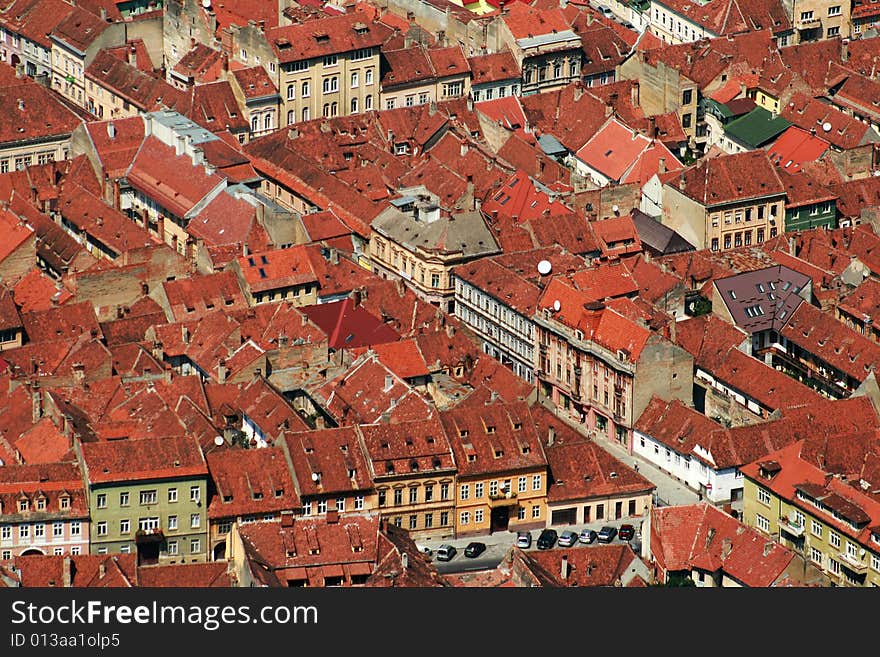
<box><xmin>534</xmin><ymin>276</ymin><xmax>693</xmax><ymax>449</ymax></box>
<box><xmin>0</xmin><ymin>462</ymin><xmax>89</xmax><ymax>560</ymax></box>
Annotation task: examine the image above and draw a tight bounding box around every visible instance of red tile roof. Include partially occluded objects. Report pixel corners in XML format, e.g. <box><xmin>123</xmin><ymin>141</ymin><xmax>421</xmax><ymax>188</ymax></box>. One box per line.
<box><xmin>467</xmin><ymin>50</ymin><xmax>520</xmax><ymax>84</ymax></box>
<box><xmin>15</xmin><ymin>554</ymin><xmax>138</xmax><ymax>588</ymax></box>
<box><xmin>162</xmin><ymin>270</ymin><xmax>249</xmax><ymax>322</ymax></box>
<box><xmin>780</xmin><ymin>93</ymin><xmax>872</xmax><ymax>152</ymax></box>
<box><xmin>439</xmin><ymin>400</ymin><xmax>547</xmax><ymax>477</ymax></box>
<box><xmin>767</xmin><ymin>127</ymin><xmax>830</xmax><ymax>175</ymax></box>
<box><xmin>300</xmin><ymin>298</ymin><xmax>400</xmax><ymax>350</ymax></box>
<box><xmin>20</xmin><ymin>301</ymin><xmax>101</xmax><ymax>345</ymax></box>
<box><xmin>502</xmin><ymin>3</ymin><xmax>572</xmax><ymax>39</ymax></box>
<box><xmin>231</xmin><ymin>66</ymin><xmax>279</xmax><ymax>99</ymax></box>
<box><xmin>49</xmin><ymin>5</ymin><xmax>111</xmax><ymax>53</ymax></box>
<box><xmin>267</xmin><ymin>13</ymin><xmax>393</xmax><ymax>63</ymax></box>
<box><xmin>137</xmin><ymin>562</ymin><xmax>232</xmax><ymax>587</ymax></box>
<box><xmin>0</xmin><ymin>68</ymin><xmax>83</xmax><ymax>145</ymax></box>
<box><xmin>349</xmin><ymin>339</ymin><xmax>430</xmax><ymax>380</ymax></box>
<box><xmin>80</xmin><ymin>435</ymin><xmax>208</xmax><ymax>485</ymax></box>
<box><xmin>236</xmin><ymin>246</ymin><xmax>318</xmax><ymax>294</ymax></box>
<box><xmin>674</xmin><ymin>149</ymin><xmax>785</xmax><ymax>207</ymax></box>
<box><xmin>652</xmin><ymin>503</ymin><xmax>795</xmax><ymax>586</ymax></box>
<box><xmin>358</xmin><ymin>415</ymin><xmax>455</xmax><ymax>476</ymax></box>
<box><xmin>10</xmin><ymin>268</ymin><xmax>72</xmax><ymax>313</ymax></box>
<box><xmin>126</xmin><ymin>136</ymin><xmax>226</xmax><ymax>219</ymax></box>
<box><xmin>524</xmin><ymin>543</ymin><xmax>647</xmax><ymax>587</ymax></box>
<box><xmin>206</xmin><ymin>446</ymin><xmax>300</xmax><ymax>519</ymax></box>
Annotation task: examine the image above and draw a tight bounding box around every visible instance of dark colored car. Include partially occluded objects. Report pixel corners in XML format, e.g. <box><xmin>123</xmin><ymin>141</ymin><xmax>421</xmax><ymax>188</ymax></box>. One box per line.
<box><xmin>597</xmin><ymin>526</ymin><xmax>617</xmax><ymax>543</ymax></box>
<box><xmin>464</xmin><ymin>541</ymin><xmax>487</xmax><ymax>558</ymax></box>
<box><xmin>536</xmin><ymin>528</ymin><xmax>558</xmax><ymax>550</ymax></box>
<box><xmin>618</xmin><ymin>524</ymin><xmax>636</xmax><ymax>541</ymax></box>
<box><xmin>579</xmin><ymin>529</ymin><xmax>597</xmax><ymax>544</ymax></box>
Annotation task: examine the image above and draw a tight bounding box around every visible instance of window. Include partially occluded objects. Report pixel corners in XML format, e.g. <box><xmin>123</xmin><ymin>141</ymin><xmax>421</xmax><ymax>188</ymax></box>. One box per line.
<box><xmin>70</xmin><ymin>522</ymin><xmax>80</xmax><ymax>536</ymax></box>
<box><xmin>188</xmin><ymin>513</ymin><xmax>200</xmax><ymax>529</ymax></box>
<box><xmin>828</xmin><ymin>558</ymin><xmax>840</xmax><ymax>575</ymax></box>
<box><xmin>460</xmin><ymin>484</ymin><xmax>470</xmax><ymax>501</ymax></box>
<box><xmin>800</xmin><ymin>10</ymin><xmax>813</xmax><ymax>20</ymax></box>
<box><xmin>36</xmin><ymin>498</ymin><xmax>46</xmax><ymax>511</ymax></box>
<box><xmin>317</xmin><ymin>499</ymin><xmax>328</xmax><ymax>514</ymax></box>
<box><xmin>386</xmin><ymin>98</ymin><xmax>396</xmax><ymax>110</ymax></box>
<box><xmin>724</xmin><ymin>234</ymin><xmax>731</xmax><ymax>250</ymax></box>
<box><xmin>378</xmin><ymin>490</ymin><xmax>386</xmax><ymax>507</ymax></box>
<box><xmin>532</xmin><ymin>474</ymin><xmax>542</xmax><ymax>491</ymax></box>
<box><xmin>830</xmin><ymin>531</ymin><xmax>841</xmax><ymax>548</ymax></box>
<box><xmin>364</xmin><ymin>69</ymin><xmax>373</xmax><ymax>85</ymax></box>
<box><xmin>489</xmin><ymin>481</ymin><xmax>499</xmax><ymax>497</ymax></box>
<box><xmin>364</xmin><ymin>95</ymin><xmax>372</xmax><ymax>111</ymax></box>
<box><xmin>757</xmin><ymin>487</ymin><xmax>771</xmax><ymax>505</ymax></box>
<box><xmin>872</xmin><ymin>554</ymin><xmax>880</xmax><ymax>572</ymax></box>
<box><xmin>474</xmin><ymin>482</ymin><xmax>484</xmax><ymax>498</ymax></box>
<box><xmin>827</xmin><ymin>26</ymin><xmax>840</xmax><ymax>36</ymax></box>
<box><xmin>335</xmin><ymin>497</ymin><xmax>345</xmax><ymax>512</ymax></box>
<box><xmin>682</xmin><ymin>89</ymin><xmax>693</xmax><ymax>105</ymax></box>
<box><xmin>408</xmin><ymin>488</ymin><xmax>418</xmax><ymax>505</ymax></box>
<box><xmin>755</xmin><ymin>514</ymin><xmax>770</xmax><ymax>532</ymax></box>
<box><xmin>475</xmin><ymin>509</ymin><xmax>484</xmax><ymax>524</ymax></box>
<box><xmin>34</xmin><ymin>524</ymin><xmax>45</xmax><ymax>539</ymax></box>
<box><xmin>96</xmin><ymin>494</ymin><xmax>107</xmax><ymax>509</ymax></box>
<box><xmin>96</xmin><ymin>522</ymin><xmax>107</xmax><ymax>536</ymax></box>
<box><xmin>138</xmin><ymin>517</ymin><xmax>159</xmax><ymax>531</ymax></box>
<box><xmin>116</xmin><ymin>518</ymin><xmax>130</xmax><ymax>535</ymax></box>
<box><xmin>828</xmin><ymin>5</ymin><xmax>841</xmax><ymax>16</ymax></box>
<box><xmin>350</xmin><ymin>71</ymin><xmax>359</xmax><ymax>88</ymax></box>
<box><xmin>424</xmin><ymin>513</ymin><xmax>433</xmax><ymax>529</ymax></box>
<box><xmin>405</xmin><ymin>95</ymin><xmax>414</xmax><ymax>107</ymax></box>
<box><xmin>441</xmin><ymin>483</ymin><xmax>450</xmax><ymax>500</ymax></box>
<box><xmin>120</xmin><ymin>492</ymin><xmax>129</xmax><ymax>507</ymax></box>
<box><xmin>0</xmin><ymin>526</ymin><xmax>10</xmax><ymax>541</ymax></box>
<box><xmin>51</xmin><ymin>522</ymin><xmax>63</xmax><ymax>538</ymax></box>
<box><xmin>190</xmin><ymin>538</ymin><xmax>201</xmax><ymax>554</ymax></box>
<box><xmin>322</xmin><ymin>76</ymin><xmax>338</xmax><ymax>93</ymax></box>
<box><xmin>303</xmin><ymin>502</ymin><xmax>312</xmax><ymax>515</ymax></box>
<box><xmin>440</xmin><ymin>511</ymin><xmax>449</xmax><ymax>526</ymax></box>
<box><xmin>424</xmin><ymin>486</ymin><xmax>434</xmax><ymax>502</ymax></box>
<box><xmin>419</xmin><ymin>92</ymin><xmax>428</xmax><ymax>104</ymax></box>
<box><xmin>811</xmin><ymin>520</ymin><xmax>823</xmax><ymax>538</ymax></box>
<box><xmin>168</xmin><ymin>515</ymin><xmax>177</xmax><ymax>530</ymax></box>
<box><xmin>711</xmin><ymin>238</ymin><xmax>719</xmax><ymax>251</ymax></box>
<box><xmin>323</xmin><ymin>54</ymin><xmax>338</xmax><ymax>67</ymax></box>
<box><xmin>532</xmin><ymin>505</ymin><xmax>541</xmax><ymax>519</ymax></box>
<box><xmin>409</xmin><ymin>515</ymin><xmax>417</xmax><ymax>530</ymax></box>
<box><xmin>810</xmin><ymin>547</ymin><xmax>823</xmax><ymax>565</ymax></box>
<box><xmin>190</xmin><ymin>486</ymin><xmax>200</xmax><ymax>503</ymax></box>
<box><xmin>518</xmin><ymin>476</ymin><xmax>527</xmax><ymax>493</ymax></box>
<box><xmin>166</xmin><ymin>540</ymin><xmax>179</xmax><ymax>555</ymax></box>
<box><xmin>393</xmin><ymin>489</ymin><xmax>402</xmax><ymax>506</ymax></box>
<box><xmin>1</xmin><ymin>550</ymin><xmax>10</xmax><ymax>560</ymax></box>
<box><xmin>302</xmin><ymin>107</ymin><xmax>310</xmax><ymax>121</ymax></box>
<box><xmin>460</xmin><ymin>511</ymin><xmax>470</xmax><ymax>526</ymax></box>
<box><xmin>140</xmin><ymin>490</ymin><xmax>157</xmax><ymax>505</ymax></box>
<box><xmin>167</xmin><ymin>488</ymin><xmax>177</xmax><ymax>503</ymax></box>
<box><xmin>301</xmin><ymin>81</ymin><xmax>310</xmax><ymax>97</ymax></box>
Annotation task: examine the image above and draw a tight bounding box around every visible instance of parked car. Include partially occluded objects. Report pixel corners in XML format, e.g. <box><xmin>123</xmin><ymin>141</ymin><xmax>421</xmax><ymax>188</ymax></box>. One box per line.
<box><xmin>516</xmin><ymin>531</ymin><xmax>532</xmax><ymax>549</ymax></box>
<box><xmin>416</xmin><ymin>544</ymin><xmax>433</xmax><ymax>557</ymax></box>
<box><xmin>579</xmin><ymin>529</ymin><xmax>597</xmax><ymax>544</ymax></box>
<box><xmin>464</xmin><ymin>541</ymin><xmax>487</xmax><ymax>558</ymax></box>
<box><xmin>597</xmin><ymin>4</ymin><xmax>614</xmax><ymax>16</ymax></box>
<box><xmin>536</xmin><ymin>528</ymin><xmax>558</xmax><ymax>550</ymax></box>
<box><xmin>558</xmin><ymin>530</ymin><xmax>579</xmax><ymax>547</ymax></box>
<box><xmin>436</xmin><ymin>544</ymin><xmax>457</xmax><ymax>561</ymax></box>
<box><xmin>618</xmin><ymin>524</ymin><xmax>636</xmax><ymax>541</ymax></box>
<box><xmin>597</xmin><ymin>526</ymin><xmax>617</xmax><ymax>543</ymax></box>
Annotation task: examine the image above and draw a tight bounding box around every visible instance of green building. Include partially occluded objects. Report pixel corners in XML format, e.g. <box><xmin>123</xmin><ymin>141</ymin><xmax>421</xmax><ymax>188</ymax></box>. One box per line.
<box><xmin>76</xmin><ymin>435</ymin><xmax>209</xmax><ymax>565</ymax></box>
<box><xmin>780</xmin><ymin>167</ymin><xmax>838</xmax><ymax>232</ymax></box>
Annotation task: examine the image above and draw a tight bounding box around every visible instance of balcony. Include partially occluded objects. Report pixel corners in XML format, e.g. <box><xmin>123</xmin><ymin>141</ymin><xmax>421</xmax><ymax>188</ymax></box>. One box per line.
<box><xmin>796</xmin><ymin>15</ymin><xmax>821</xmax><ymax>28</ymax></box>
<box><xmin>777</xmin><ymin>516</ymin><xmax>804</xmax><ymax>537</ymax></box>
<box><xmin>135</xmin><ymin>528</ymin><xmax>165</xmax><ymax>544</ymax></box>
<box><xmin>839</xmin><ymin>551</ymin><xmax>868</xmax><ymax>574</ymax></box>
<box><xmin>487</xmin><ymin>491</ymin><xmax>518</xmax><ymax>508</ymax></box>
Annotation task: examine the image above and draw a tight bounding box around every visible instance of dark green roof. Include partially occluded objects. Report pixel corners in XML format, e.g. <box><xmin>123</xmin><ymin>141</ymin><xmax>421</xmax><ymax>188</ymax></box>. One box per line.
<box><xmin>724</xmin><ymin>107</ymin><xmax>791</xmax><ymax>149</ymax></box>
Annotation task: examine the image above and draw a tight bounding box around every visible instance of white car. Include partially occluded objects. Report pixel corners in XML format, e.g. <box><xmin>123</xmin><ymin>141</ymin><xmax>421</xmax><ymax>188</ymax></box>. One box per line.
<box><xmin>558</xmin><ymin>530</ymin><xmax>579</xmax><ymax>547</ymax></box>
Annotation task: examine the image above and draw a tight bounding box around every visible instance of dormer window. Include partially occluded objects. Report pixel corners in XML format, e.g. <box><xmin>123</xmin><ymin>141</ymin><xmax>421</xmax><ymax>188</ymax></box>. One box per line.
<box><xmin>59</xmin><ymin>496</ymin><xmax>70</xmax><ymax>510</ymax></box>
<box><xmin>315</xmin><ymin>33</ymin><xmax>330</xmax><ymax>43</ymax></box>
<box><xmin>275</xmin><ymin>488</ymin><xmax>284</xmax><ymax>498</ymax></box>
<box><xmin>223</xmin><ymin>494</ymin><xmax>233</xmax><ymax>503</ymax></box>
<box><xmin>486</xmin><ymin>426</ymin><xmax>496</xmax><ymax>434</ymax></box>
<box><xmin>18</xmin><ymin>499</ymin><xmax>29</xmax><ymax>513</ymax></box>
<box><xmin>467</xmin><ymin>454</ymin><xmax>476</xmax><ymax>462</ymax></box>
<box><xmin>494</xmin><ymin>449</ymin><xmax>504</xmax><ymax>458</ymax></box>
<box><xmin>253</xmin><ymin>492</ymin><xmax>263</xmax><ymax>500</ymax></box>
<box><xmin>459</xmin><ymin>429</ymin><xmax>468</xmax><ymax>438</ymax></box>
<box><xmin>348</xmin><ymin>469</ymin><xmax>356</xmax><ymax>479</ymax></box>
<box><xmin>36</xmin><ymin>498</ymin><xmax>46</xmax><ymax>511</ymax></box>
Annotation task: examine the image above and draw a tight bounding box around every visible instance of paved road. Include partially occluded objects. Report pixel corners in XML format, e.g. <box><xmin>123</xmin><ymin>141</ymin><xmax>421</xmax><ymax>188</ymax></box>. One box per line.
<box><xmin>425</xmin><ymin>519</ymin><xmax>644</xmax><ymax>575</ymax></box>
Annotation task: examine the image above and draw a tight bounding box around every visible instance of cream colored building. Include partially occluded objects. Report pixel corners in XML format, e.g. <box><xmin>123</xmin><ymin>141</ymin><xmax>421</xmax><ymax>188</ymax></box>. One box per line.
<box><xmin>787</xmin><ymin>0</ymin><xmax>851</xmax><ymax>42</ymax></box>
<box><xmin>369</xmin><ymin>195</ymin><xmax>500</xmax><ymax>312</ymax></box>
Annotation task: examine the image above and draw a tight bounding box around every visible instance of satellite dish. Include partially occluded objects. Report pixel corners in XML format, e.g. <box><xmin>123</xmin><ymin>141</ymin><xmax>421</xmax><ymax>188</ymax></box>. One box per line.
<box><xmin>612</xmin><ymin>204</ymin><xmax>619</xmax><ymax>214</ymax></box>
<box><xmin>552</xmin><ymin>299</ymin><xmax>561</xmax><ymax>312</ymax></box>
<box><xmin>202</xmin><ymin>0</ymin><xmax>212</xmax><ymax>7</ymax></box>
<box><xmin>822</xmin><ymin>122</ymin><xmax>832</xmax><ymax>133</ymax></box>
<box><xmin>537</xmin><ymin>260</ymin><xmax>552</xmax><ymax>275</ymax></box>
<box><xmin>311</xmin><ymin>472</ymin><xmax>320</xmax><ymax>482</ymax></box>
<box><xmin>213</xmin><ymin>436</ymin><xmax>224</xmax><ymax>446</ymax></box>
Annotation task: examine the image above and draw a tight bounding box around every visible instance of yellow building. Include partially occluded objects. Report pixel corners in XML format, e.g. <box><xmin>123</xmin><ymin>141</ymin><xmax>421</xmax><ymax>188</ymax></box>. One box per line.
<box><xmin>369</xmin><ymin>200</ymin><xmax>500</xmax><ymax>313</ymax></box>
<box><xmin>439</xmin><ymin>401</ymin><xmax>549</xmax><ymax>538</ymax></box>
<box><xmin>264</xmin><ymin>14</ymin><xmax>391</xmax><ymax>125</ymax></box>
<box><xmin>741</xmin><ymin>441</ymin><xmax>880</xmax><ymax>587</ymax></box>
<box><xmin>358</xmin><ymin>418</ymin><xmax>458</xmax><ymax>541</ymax></box>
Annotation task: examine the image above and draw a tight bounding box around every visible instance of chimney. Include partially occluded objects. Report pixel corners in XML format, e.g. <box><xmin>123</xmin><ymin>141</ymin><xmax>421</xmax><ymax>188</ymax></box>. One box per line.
<box><xmin>678</xmin><ymin>172</ymin><xmax>686</xmax><ymax>191</ymax></box>
<box><xmin>401</xmin><ymin>552</ymin><xmax>409</xmax><ymax>570</ymax></box>
<box><xmin>445</xmin><ymin>324</ymin><xmax>455</xmax><ymax>339</ymax></box>
<box><xmin>217</xmin><ymin>360</ymin><xmax>228</xmax><ymax>383</ymax></box>
<box><xmin>658</xmin><ymin>157</ymin><xmax>666</xmax><ymax>174</ymax></box>
<box><xmin>326</xmin><ymin>509</ymin><xmax>339</xmax><ymax>524</ymax></box>
<box><xmin>561</xmin><ymin>554</ymin><xmax>569</xmax><ymax>580</ymax></box>
<box><xmin>182</xmin><ymin>325</ymin><xmax>189</xmax><ymax>345</ymax></box>
<box><xmin>383</xmin><ymin>374</ymin><xmax>394</xmax><ymax>391</ymax></box>
<box><xmin>62</xmin><ymin>556</ymin><xmax>72</xmax><ymax>587</ymax></box>
<box><xmin>100</xmin><ymin>7</ymin><xmax>107</xmax><ymax>20</ymax></box>
<box><xmin>842</xmin><ymin>39</ymin><xmax>849</xmax><ymax>63</ymax></box>
<box><xmin>32</xmin><ymin>383</ymin><xmax>42</xmax><ymax>423</ymax></box>
<box><xmin>72</xmin><ymin>362</ymin><xmax>85</xmax><ymax>385</ymax></box>
<box><xmin>460</xmin><ymin>142</ymin><xmax>469</xmax><ymax>157</ymax></box>
<box><xmin>17</xmin><ymin>99</ymin><xmax>24</xmax><ymax>111</ymax></box>
<box><xmin>281</xmin><ymin>511</ymin><xmax>294</xmax><ymax>527</ymax></box>
<box><xmin>128</xmin><ymin>45</ymin><xmax>137</xmax><ymax>66</ymax></box>
<box><xmin>98</xmin><ymin>562</ymin><xmax>106</xmax><ymax>579</ymax></box>
<box><xmin>548</xmin><ymin>425</ymin><xmax>555</xmax><ymax>445</ymax></box>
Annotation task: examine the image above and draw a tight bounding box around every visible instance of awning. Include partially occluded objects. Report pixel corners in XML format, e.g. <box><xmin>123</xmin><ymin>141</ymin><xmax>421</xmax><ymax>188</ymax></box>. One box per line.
<box><xmin>64</xmin><ymin>75</ymin><xmax>76</xmax><ymax>83</ymax></box>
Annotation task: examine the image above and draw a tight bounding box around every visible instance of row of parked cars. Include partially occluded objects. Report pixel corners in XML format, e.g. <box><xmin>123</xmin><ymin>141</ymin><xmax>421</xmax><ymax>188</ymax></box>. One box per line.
<box><xmin>429</xmin><ymin>524</ymin><xmax>637</xmax><ymax>562</ymax></box>
<box><xmin>522</xmin><ymin>524</ymin><xmax>636</xmax><ymax>550</ymax></box>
